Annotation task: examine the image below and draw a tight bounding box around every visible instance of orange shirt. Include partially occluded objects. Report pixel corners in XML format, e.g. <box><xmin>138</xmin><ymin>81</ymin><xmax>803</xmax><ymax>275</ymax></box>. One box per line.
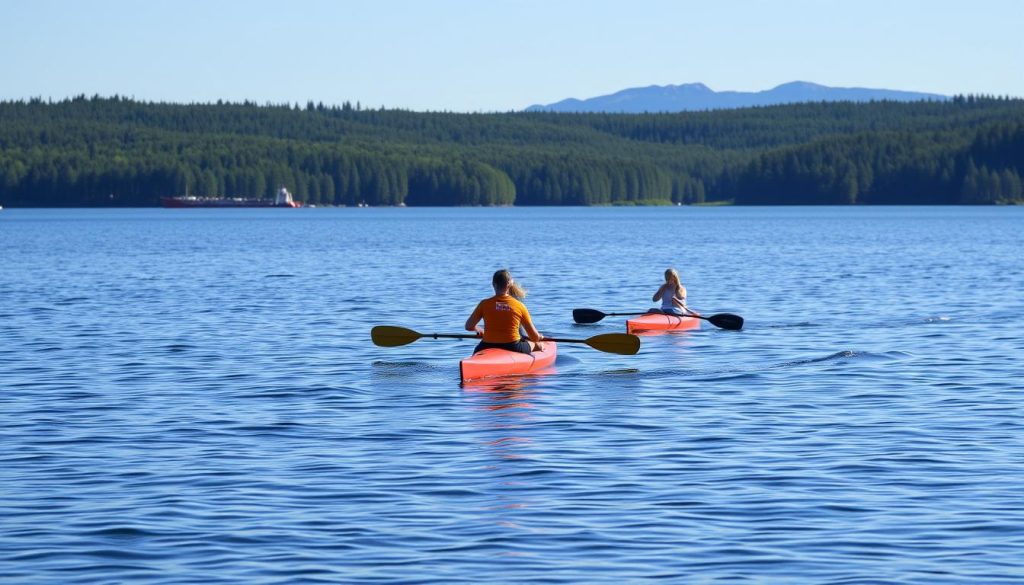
<box><xmin>471</xmin><ymin>294</ymin><xmax>532</xmax><ymax>343</ymax></box>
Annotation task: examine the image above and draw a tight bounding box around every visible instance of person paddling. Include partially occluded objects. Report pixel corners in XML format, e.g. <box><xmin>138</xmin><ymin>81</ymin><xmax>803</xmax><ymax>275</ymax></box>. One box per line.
<box><xmin>465</xmin><ymin>269</ymin><xmax>544</xmax><ymax>354</ymax></box>
<box><xmin>650</xmin><ymin>268</ymin><xmax>697</xmax><ymax>316</ymax></box>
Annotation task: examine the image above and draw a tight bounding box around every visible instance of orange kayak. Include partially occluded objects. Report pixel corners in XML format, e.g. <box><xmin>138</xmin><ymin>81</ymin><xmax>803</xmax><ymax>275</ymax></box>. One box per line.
<box><xmin>459</xmin><ymin>341</ymin><xmax>558</xmax><ymax>382</ymax></box>
<box><xmin>626</xmin><ymin>313</ymin><xmax>701</xmax><ymax>334</ymax></box>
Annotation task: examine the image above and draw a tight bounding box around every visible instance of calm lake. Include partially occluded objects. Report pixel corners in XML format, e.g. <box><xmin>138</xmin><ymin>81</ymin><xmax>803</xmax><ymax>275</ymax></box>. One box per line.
<box><xmin>1</xmin><ymin>206</ymin><xmax>1022</xmax><ymax>584</ymax></box>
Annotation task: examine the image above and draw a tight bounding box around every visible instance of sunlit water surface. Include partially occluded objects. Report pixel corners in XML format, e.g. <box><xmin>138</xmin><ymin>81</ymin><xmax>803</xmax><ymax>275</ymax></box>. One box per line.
<box><xmin>1</xmin><ymin>207</ymin><xmax>1022</xmax><ymax>584</ymax></box>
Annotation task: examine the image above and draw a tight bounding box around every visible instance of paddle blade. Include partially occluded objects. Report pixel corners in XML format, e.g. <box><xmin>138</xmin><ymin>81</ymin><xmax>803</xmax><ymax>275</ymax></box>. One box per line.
<box><xmin>371</xmin><ymin>326</ymin><xmax>422</xmax><ymax>347</ymax></box>
<box><xmin>586</xmin><ymin>333</ymin><xmax>641</xmax><ymax>355</ymax></box>
<box><xmin>707</xmin><ymin>313</ymin><xmax>744</xmax><ymax>330</ymax></box>
<box><xmin>572</xmin><ymin>308</ymin><xmax>606</xmax><ymax>324</ymax></box>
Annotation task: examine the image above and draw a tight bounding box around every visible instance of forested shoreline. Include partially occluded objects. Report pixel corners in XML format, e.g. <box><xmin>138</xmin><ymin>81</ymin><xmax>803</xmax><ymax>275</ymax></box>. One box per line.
<box><xmin>1</xmin><ymin>95</ymin><xmax>1022</xmax><ymax>207</ymax></box>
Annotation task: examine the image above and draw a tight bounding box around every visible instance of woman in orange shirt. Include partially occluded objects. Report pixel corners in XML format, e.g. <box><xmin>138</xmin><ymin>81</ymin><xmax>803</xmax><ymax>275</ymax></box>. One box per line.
<box><xmin>465</xmin><ymin>269</ymin><xmax>544</xmax><ymax>354</ymax></box>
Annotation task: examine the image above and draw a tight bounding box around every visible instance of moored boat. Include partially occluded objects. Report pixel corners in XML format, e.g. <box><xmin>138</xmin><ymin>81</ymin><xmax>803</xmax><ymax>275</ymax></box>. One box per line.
<box><xmin>625</xmin><ymin>313</ymin><xmax>701</xmax><ymax>334</ymax></box>
<box><xmin>460</xmin><ymin>341</ymin><xmax>558</xmax><ymax>382</ymax></box>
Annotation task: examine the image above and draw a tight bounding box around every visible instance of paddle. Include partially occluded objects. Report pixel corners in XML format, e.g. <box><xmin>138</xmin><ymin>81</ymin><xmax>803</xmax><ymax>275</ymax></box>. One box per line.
<box><xmin>572</xmin><ymin>308</ymin><xmax>744</xmax><ymax>330</ymax></box>
<box><xmin>371</xmin><ymin>325</ymin><xmax>641</xmax><ymax>355</ymax></box>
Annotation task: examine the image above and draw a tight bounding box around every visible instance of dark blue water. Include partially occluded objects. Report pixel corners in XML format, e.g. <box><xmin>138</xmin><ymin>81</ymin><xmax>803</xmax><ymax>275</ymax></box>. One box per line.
<box><xmin>2</xmin><ymin>207</ymin><xmax>1022</xmax><ymax>584</ymax></box>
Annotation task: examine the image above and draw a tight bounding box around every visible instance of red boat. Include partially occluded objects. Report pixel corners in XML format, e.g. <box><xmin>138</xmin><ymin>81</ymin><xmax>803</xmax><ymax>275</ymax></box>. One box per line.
<box><xmin>625</xmin><ymin>313</ymin><xmax>701</xmax><ymax>334</ymax></box>
<box><xmin>161</xmin><ymin>187</ymin><xmax>302</xmax><ymax>208</ymax></box>
<box><xmin>459</xmin><ymin>341</ymin><xmax>558</xmax><ymax>382</ymax></box>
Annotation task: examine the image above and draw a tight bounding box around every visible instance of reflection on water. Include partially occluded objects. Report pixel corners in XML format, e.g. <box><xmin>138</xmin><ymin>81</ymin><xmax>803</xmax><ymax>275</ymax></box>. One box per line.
<box><xmin>463</xmin><ymin>377</ymin><xmax>541</xmax><ymax>461</ymax></box>
<box><xmin>462</xmin><ymin>377</ymin><xmax>548</xmax><ymax>536</ymax></box>
<box><xmin>462</xmin><ymin>368</ymin><xmax>555</xmax><ymax>398</ymax></box>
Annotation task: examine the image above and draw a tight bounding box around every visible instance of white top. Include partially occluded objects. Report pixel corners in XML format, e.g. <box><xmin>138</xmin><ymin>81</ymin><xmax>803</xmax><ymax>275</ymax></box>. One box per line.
<box><xmin>661</xmin><ymin>286</ymin><xmax>683</xmax><ymax>311</ymax></box>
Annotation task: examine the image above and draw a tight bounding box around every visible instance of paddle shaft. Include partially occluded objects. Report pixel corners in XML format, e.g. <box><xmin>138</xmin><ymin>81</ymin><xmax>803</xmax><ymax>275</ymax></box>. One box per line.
<box><xmin>423</xmin><ymin>332</ymin><xmax>596</xmax><ymax>345</ymax></box>
<box><xmin>605</xmin><ymin>311</ymin><xmax>712</xmax><ymax>320</ymax></box>
<box><xmin>372</xmin><ymin>326</ymin><xmax>640</xmax><ymax>354</ymax></box>
<box><xmin>573</xmin><ymin>307</ymin><xmax>743</xmax><ymax>330</ymax></box>
<box><xmin>423</xmin><ymin>333</ymin><xmax>480</xmax><ymax>341</ymax></box>
<box><xmin>596</xmin><ymin>310</ymin><xmax>715</xmax><ymax>322</ymax></box>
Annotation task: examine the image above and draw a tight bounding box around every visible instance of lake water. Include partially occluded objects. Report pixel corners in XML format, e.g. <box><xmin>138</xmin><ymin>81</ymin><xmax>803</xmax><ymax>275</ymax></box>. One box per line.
<box><xmin>1</xmin><ymin>206</ymin><xmax>1022</xmax><ymax>584</ymax></box>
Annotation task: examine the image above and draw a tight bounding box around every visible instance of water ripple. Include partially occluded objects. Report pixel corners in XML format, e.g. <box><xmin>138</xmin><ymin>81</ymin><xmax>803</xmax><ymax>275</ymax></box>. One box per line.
<box><xmin>1</xmin><ymin>207</ymin><xmax>1023</xmax><ymax>584</ymax></box>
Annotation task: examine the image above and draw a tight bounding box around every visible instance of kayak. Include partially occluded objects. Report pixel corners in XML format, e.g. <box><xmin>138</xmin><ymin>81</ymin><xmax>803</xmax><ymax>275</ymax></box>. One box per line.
<box><xmin>626</xmin><ymin>313</ymin><xmax>701</xmax><ymax>334</ymax></box>
<box><xmin>460</xmin><ymin>341</ymin><xmax>558</xmax><ymax>382</ymax></box>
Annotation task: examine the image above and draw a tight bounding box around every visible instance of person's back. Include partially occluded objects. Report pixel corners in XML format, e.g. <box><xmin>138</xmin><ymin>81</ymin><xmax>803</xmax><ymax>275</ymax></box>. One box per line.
<box><xmin>465</xmin><ymin>269</ymin><xmax>544</xmax><ymax>355</ymax></box>
<box><xmin>474</xmin><ymin>294</ymin><xmax>530</xmax><ymax>344</ymax></box>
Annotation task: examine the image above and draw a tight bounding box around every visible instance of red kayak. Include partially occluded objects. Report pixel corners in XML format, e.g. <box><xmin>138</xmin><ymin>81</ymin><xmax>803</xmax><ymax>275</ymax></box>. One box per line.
<box><xmin>626</xmin><ymin>313</ymin><xmax>701</xmax><ymax>334</ymax></box>
<box><xmin>460</xmin><ymin>341</ymin><xmax>558</xmax><ymax>382</ymax></box>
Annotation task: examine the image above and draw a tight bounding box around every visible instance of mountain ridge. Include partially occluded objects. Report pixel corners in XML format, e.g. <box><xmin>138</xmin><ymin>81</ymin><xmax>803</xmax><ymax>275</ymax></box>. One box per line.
<box><xmin>525</xmin><ymin>81</ymin><xmax>949</xmax><ymax>113</ymax></box>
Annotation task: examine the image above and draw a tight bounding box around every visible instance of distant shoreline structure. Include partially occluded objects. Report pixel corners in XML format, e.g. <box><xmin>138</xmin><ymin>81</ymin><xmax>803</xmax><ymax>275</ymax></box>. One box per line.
<box><xmin>160</xmin><ymin>187</ymin><xmax>301</xmax><ymax>208</ymax></box>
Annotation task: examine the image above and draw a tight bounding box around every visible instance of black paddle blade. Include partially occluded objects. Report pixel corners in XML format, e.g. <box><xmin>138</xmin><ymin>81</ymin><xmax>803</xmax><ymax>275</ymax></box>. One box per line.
<box><xmin>708</xmin><ymin>313</ymin><xmax>744</xmax><ymax>330</ymax></box>
<box><xmin>572</xmin><ymin>308</ymin><xmax>606</xmax><ymax>324</ymax></box>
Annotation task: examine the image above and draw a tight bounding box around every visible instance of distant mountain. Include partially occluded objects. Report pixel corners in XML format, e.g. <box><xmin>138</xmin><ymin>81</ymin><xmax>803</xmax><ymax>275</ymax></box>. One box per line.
<box><xmin>525</xmin><ymin>81</ymin><xmax>949</xmax><ymax>113</ymax></box>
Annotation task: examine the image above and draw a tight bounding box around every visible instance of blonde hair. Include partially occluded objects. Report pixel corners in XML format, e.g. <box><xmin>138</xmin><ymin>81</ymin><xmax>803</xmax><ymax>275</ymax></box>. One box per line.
<box><xmin>509</xmin><ymin>281</ymin><xmax>527</xmax><ymax>299</ymax></box>
<box><xmin>665</xmin><ymin>268</ymin><xmax>681</xmax><ymax>287</ymax></box>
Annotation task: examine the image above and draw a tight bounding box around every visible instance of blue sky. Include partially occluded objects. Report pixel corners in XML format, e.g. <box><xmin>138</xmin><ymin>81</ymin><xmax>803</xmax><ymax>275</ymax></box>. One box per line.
<box><xmin>2</xmin><ymin>0</ymin><xmax>1021</xmax><ymax>111</ymax></box>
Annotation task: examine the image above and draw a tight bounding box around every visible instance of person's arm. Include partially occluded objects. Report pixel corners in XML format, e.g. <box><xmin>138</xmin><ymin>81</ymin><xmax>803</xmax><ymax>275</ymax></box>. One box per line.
<box><xmin>674</xmin><ymin>286</ymin><xmax>693</xmax><ymax>313</ymax></box>
<box><xmin>522</xmin><ymin>317</ymin><xmax>544</xmax><ymax>351</ymax></box>
<box><xmin>652</xmin><ymin>284</ymin><xmax>666</xmax><ymax>303</ymax></box>
<box><xmin>465</xmin><ymin>303</ymin><xmax>484</xmax><ymax>336</ymax></box>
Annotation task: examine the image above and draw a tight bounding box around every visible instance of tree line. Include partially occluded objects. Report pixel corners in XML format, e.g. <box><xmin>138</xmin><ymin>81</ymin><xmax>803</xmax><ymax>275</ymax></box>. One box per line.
<box><xmin>731</xmin><ymin>119</ymin><xmax>1024</xmax><ymax>204</ymax></box>
<box><xmin>0</xmin><ymin>94</ymin><xmax>1022</xmax><ymax>206</ymax></box>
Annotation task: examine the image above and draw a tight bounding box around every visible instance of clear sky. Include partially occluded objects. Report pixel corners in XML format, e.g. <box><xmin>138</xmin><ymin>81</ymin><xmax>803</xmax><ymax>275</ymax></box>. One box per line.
<box><xmin>2</xmin><ymin>0</ymin><xmax>1021</xmax><ymax>111</ymax></box>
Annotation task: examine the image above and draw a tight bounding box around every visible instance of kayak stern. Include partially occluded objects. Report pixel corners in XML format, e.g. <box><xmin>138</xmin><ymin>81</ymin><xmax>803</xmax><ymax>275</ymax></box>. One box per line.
<box><xmin>460</xmin><ymin>341</ymin><xmax>558</xmax><ymax>382</ymax></box>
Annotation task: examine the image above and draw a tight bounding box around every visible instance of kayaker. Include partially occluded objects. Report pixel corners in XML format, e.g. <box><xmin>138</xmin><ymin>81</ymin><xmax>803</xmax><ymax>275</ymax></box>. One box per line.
<box><xmin>650</xmin><ymin>268</ymin><xmax>696</xmax><ymax>315</ymax></box>
<box><xmin>465</xmin><ymin>269</ymin><xmax>544</xmax><ymax>354</ymax></box>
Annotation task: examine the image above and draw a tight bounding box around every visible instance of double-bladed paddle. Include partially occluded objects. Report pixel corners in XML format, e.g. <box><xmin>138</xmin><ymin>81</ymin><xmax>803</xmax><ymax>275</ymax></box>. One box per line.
<box><xmin>572</xmin><ymin>308</ymin><xmax>744</xmax><ymax>330</ymax></box>
<box><xmin>371</xmin><ymin>325</ymin><xmax>641</xmax><ymax>355</ymax></box>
